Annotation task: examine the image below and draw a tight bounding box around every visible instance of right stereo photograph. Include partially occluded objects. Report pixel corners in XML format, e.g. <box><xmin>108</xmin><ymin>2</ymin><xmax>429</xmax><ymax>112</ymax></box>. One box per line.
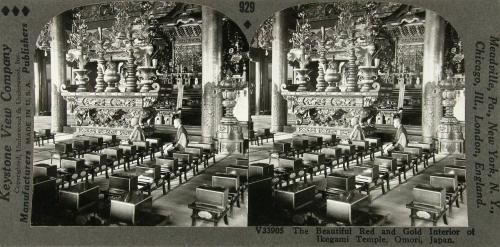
<box><xmin>246</xmin><ymin>0</ymin><xmax>466</xmax><ymax>227</ymax></box>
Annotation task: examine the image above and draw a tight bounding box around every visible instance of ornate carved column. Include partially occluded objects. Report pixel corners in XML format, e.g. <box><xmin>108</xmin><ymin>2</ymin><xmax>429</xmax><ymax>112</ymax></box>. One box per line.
<box><xmin>50</xmin><ymin>14</ymin><xmax>67</xmax><ymax>132</ymax></box>
<box><xmin>271</xmin><ymin>10</ymin><xmax>288</xmax><ymax>132</ymax></box>
<box><xmin>34</xmin><ymin>49</ymin><xmax>48</xmax><ymax>116</ymax></box>
<box><xmin>437</xmin><ymin>72</ymin><xmax>464</xmax><ymax>154</ymax></box>
<box><xmin>201</xmin><ymin>6</ymin><xmax>223</xmax><ymax>143</ymax></box>
<box><xmin>422</xmin><ymin>10</ymin><xmax>445</xmax><ymax>143</ymax></box>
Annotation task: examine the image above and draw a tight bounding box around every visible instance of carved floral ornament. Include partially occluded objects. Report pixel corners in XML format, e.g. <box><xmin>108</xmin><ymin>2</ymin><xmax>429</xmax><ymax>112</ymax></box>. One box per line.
<box><xmin>283</xmin><ymin>94</ymin><xmax>381</xmax><ymax>107</ymax></box>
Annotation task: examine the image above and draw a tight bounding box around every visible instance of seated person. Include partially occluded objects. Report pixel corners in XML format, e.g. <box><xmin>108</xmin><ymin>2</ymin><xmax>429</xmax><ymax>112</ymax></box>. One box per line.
<box><xmin>348</xmin><ymin>116</ymin><xmax>365</xmax><ymax>141</ymax></box>
<box><xmin>128</xmin><ymin>117</ymin><xmax>145</xmax><ymax>142</ymax></box>
<box><xmin>383</xmin><ymin>115</ymin><xmax>408</xmax><ymax>155</ymax></box>
<box><xmin>162</xmin><ymin>118</ymin><xmax>189</xmax><ymax>156</ymax></box>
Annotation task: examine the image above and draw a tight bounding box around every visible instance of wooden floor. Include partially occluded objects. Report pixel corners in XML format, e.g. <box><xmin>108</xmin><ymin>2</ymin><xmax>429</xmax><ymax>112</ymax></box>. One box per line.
<box><xmin>248</xmin><ymin>132</ymin><xmax>468</xmax><ymax>226</ymax></box>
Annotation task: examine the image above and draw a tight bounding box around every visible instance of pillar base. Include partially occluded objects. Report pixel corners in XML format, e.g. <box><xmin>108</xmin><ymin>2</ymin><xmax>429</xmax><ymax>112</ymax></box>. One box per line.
<box><xmin>437</xmin><ymin>117</ymin><xmax>464</xmax><ymax>154</ymax></box>
<box><xmin>217</xmin><ymin>117</ymin><xmax>244</xmax><ymax>154</ymax></box>
<box><xmin>438</xmin><ymin>139</ymin><xmax>464</xmax><ymax>154</ymax></box>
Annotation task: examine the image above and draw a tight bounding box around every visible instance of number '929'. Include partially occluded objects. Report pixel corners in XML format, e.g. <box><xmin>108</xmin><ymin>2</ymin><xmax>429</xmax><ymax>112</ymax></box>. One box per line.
<box><xmin>255</xmin><ymin>226</ymin><xmax>284</xmax><ymax>234</ymax></box>
<box><xmin>239</xmin><ymin>1</ymin><xmax>255</xmax><ymax>13</ymax></box>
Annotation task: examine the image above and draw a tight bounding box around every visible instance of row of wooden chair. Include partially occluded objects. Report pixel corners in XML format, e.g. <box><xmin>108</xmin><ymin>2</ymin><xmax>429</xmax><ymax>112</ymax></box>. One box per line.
<box><xmin>249</xmin><ymin>128</ymin><xmax>275</xmax><ymax>146</ymax></box>
<box><xmin>407</xmin><ymin>157</ymin><xmax>466</xmax><ymax>226</ymax></box>
<box><xmin>34</xmin><ymin>129</ymin><xmax>56</xmax><ymax>146</ymax></box>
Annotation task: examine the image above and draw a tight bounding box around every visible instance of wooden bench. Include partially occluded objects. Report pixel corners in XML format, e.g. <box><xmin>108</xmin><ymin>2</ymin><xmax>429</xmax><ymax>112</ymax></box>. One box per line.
<box><xmin>291</xmin><ymin>137</ymin><xmax>309</xmax><ymax>157</ymax></box>
<box><xmin>406</xmin><ymin>201</ymin><xmax>448</xmax><ymax>226</ymax></box>
<box><xmin>353</xmin><ymin>163</ymin><xmax>382</xmax><ymax>195</ymax></box>
<box><xmin>136</xmin><ymin>163</ymin><xmax>166</xmax><ymax>196</ymax></box>
<box><xmin>146</xmin><ymin>137</ymin><xmax>163</xmax><ymax>157</ymax></box>
<box><xmin>173</xmin><ymin>152</ymin><xmax>196</xmax><ymax>177</ymax></box>
<box><xmin>430</xmin><ymin>173</ymin><xmax>460</xmax><ymax>215</ymax></box>
<box><xmin>59</xmin><ymin>158</ymin><xmax>88</xmax><ymax>188</ymax></box>
<box><xmin>132</xmin><ymin>141</ymin><xmax>153</xmax><ymax>162</ymax></box>
<box><xmin>302</xmin><ymin>152</ymin><xmax>326</xmax><ymax>181</ymax></box>
<box><xmin>39</xmin><ymin>129</ymin><xmax>56</xmax><ymax>145</ymax></box>
<box><xmin>270</xmin><ymin>142</ymin><xmax>294</xmax><ymax>159</ymax></box>
<box><xmin>189</xmin><ymin>186</ymin><xmax>230</xmax><ymax>226</ymax></box>
<box><xmin>188</xmin><ymin>142</ymin><xmax>217</xmax><ymax>165</ymax></box>
<box><xmin>408</xmin><ymin>184</ymin><xmax>448</xmax><ymax>226</ymax></box>
<box><xmin>83</xmin><ymin>153</ymin><xmax>110</xmax><ymax>180</ymax></box>
<box><xmin>274</xmin><ymin>158</ymin><xmax>305</xmax><ymax>187</ymax></box>
<box><xmin>444</xmin><ymin>165</ymin><xmax>466</xmax><ymax>202</ymax></box>
<box><xmin>409</xmin><ymin>142</ymin><xmax>436</xmax><ymax>164</ymax></box>
<box><xmin>102</xmin><ymin>147</ymin><xmax>125</xmax><ymax>171</ymax></box>
<box><xmin>225</xmin><ymin>164</ymin><xmax>249</xmax><ymax>202</ymax></box>
<box><xmin>185</xmin><ymin>147</ymin><xmax>204</xmax><ymax>171</ymax></box>
<box><xmin>256</xmin><ymin>128</ymin><xmax>274</xmax><ymax>144</ymax></box>
<box><xmin>374</xmin><ymin>156</ymin><xmax>400</xmax><ymax>186</ymax></box>
<box><xmin>50</xmin><ymin>143</ymin><xmax>75</xmax><ymax>166</ymax></box>
<box><xmin>155</xmin><ymin>156</ymin><xmax>182</xmax><ymax>188</ymax></box>
<box><xmin>212</xmin><ymin>173</ymin><xmax>241</xmax><ymax>215</ymax></box>
<box><xmin>119</xmin><ymin>144</ymin><xmax>140</xmax><ymax>166</ymax></box>
<box><xmin>335</xmin><ymin>144</ymin><xmax>356</xmax><ymax>170</ymax></box>
<box><xmin>319</xmin><ymin>134</ymin><xmax>337</xmax><ymax>147</ymax></box>
<box><xmin>249</xmin><ymin>130</ymin><xmax>262</xmax><ymax>146</ymax></box>
<box><xmin>350</xmin><ymin>140</ymin><xmax>369</xmax><ymax>165</ymax></box>
<box><xmin>321</xmin><ymin>147</ymin><xmax>342</xmax><ymax>171</ymax></box>
<box><xmin>403</xmin><ymin>146</ymin><xmax>424</xmax><ymax>172</ymax></box>
<box><xmin>391</xmin><ymin>152</ymin><xmax>414</xmax><ymax>180</ymax></box>
<box><xmin>305</xmin><ymin>136</ymin><xmax>323</xmax><ymax>152</ymax></box>
<box><xmin>365</xmin><ymin>137</ymin><xmax>382</xmax><ymax>160</ymax></box>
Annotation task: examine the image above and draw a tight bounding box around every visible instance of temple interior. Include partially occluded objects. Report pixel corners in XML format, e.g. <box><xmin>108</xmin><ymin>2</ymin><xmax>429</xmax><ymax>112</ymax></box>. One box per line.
<box><xmin>31</xmin><ymin>1</ymin><xmax>468</xmax><ymax>227</ymax></box>
<box><xmin>246</xmin><ymin>2</ymin><xmax>467</xmax><ymax>226</ymax></box>
<box><xmin>32</xmin><ymin>1</ymin><xmax>250</xmax><ymax>226</ymax></box>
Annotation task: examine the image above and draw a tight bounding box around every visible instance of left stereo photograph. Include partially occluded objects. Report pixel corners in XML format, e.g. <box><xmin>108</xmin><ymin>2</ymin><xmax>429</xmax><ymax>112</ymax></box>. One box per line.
<box><xmin>32</xmin><ymin>1</ymin><xmax>250</xmax><ymax>226</ymax></box>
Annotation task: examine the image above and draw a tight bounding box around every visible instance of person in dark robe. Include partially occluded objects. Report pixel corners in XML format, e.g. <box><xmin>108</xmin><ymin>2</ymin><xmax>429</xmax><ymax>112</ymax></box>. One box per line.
<box><xmin>163</xmin><ymin>118</ymin><xmax>189</xmax><ymax>155</ymax></box>
<box><xmin>128</xmin><ymin>117</ymin><xmax>145</xmax><ymax>142</ymax></box>
<box><xmin>383</xmin><ymin>115</ymin><xmax>408</xmax><ymax>155</ymax></box>
<box><xmin>348</xmin><ymin>116</ymin><xmax>365</xmax><ymax>141</ymax></box>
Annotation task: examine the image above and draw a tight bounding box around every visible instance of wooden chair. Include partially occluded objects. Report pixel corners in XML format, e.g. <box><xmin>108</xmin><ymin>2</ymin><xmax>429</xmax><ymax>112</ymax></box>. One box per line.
<box><xmin>212</xmin><ymin>174</ymin><xmax>241</xmax><ymax>216</ymax></box>
<box><xmin>351</xmin><ymin>140</ymin><xmax>369</xmax><ymax>165</ymax></box>
<box><xmin>374</xmin><ymin>156</ymin><xmax>399</xmax><ymax>187</ymax></box>
<box><xmin>50</xmin><ymin>143</ymin><xmax>75</xmax><ymax>167</ymax></box>
<box><xmin>321</xmin><ymin>147</ymin><xmax>342</xmax><ymax>172</ymax></box>
<box><xmin>291</xmin><ymin>138</ymin><xmax>308</xmax><ymax>157</ymax></box>
<box><xmin>391</xmin><ymin>152</ymin><xmax>414</xmax><ymax>181</ymax></box>
<box><xmin>409</xmin><ymin>142</ymin><xmax>435</xmax><ymax>165</ymax></box>
<box><xmin>101</xmin><ymin>147</ymin><xmax>124</xmax><ymax>172</ymax></box>
<box><xmin>302</xmin><ymin>153</ymin><xmax>326</xmax><ymax>180</ymax></box>
<box><xmin>132</xmin><ymin>141</ymin><xmax>153</xmax><ymax>162</ymax></box>
<box><xmin>365</xmin><ymin>137</ymin><xmax>381</xmax><ymax>160</ymax></box>
<box><xmin>335</xmin><ymin>144</ymin><xmax>355</xmax><ymax>170</ymax></box>
<box><xmin>185</xmin><ymin>146</ymin><xmax>204</xmax><ymax>171</ymax></box>
<box><xmin>39</xmin><ymin>129</ymin><xmax>55</xmax><ymax>144</ymax></box>
<box><xmin>189</xmin><ymin>142</ymin><xmax>217</xmax><ymax>165</ymax></box>
<box><xmin>404</xmin><ymin>146</ymin><xmax>424</xmax><ymax>172</ymax></box>
<box><xmin>248</xmin><ymin>131</ymin><xmax>262</xmax><ymax>146</ymax></box>
<box><xmin>119</xmin><ymin>144</ymin><xmax>139</xmax><ymax>170</ymax></box>
<box><xmin>430</xmin><ymin>173</ymin><xmax>460</xmax><ymax>215</ymax></box>
<box><xmin>83</xmin><ymin>153</ymin><xmax>109</xmax><ymax>180</ymax></box>
<box><xmin>173</xmin><ymin>152</ymin><xmax>194</xmax><ymax>178</ymax></box>
<box><xmin>156</xmin><ymin>156</ymin><xmax>182</xmax><ymax>188</ymax></box>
